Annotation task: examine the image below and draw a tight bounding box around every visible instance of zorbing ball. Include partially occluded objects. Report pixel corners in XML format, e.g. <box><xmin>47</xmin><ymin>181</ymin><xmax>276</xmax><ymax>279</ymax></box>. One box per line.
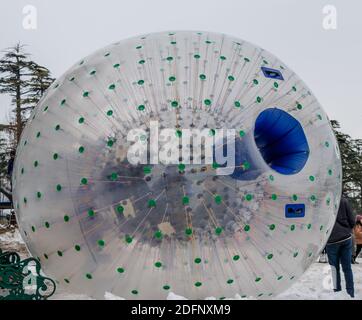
<box><xmin>13</xmin><ymin>31</ymin><xmax>342</xmax><ymax>299</ymax></box>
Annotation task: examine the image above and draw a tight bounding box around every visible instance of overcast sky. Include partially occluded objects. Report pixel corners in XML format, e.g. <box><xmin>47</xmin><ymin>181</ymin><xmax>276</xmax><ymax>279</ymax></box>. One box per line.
<box><xmin>0</xmin><ymin>0</ymin><xmax>361</xmax><ymax>138</ymax></box>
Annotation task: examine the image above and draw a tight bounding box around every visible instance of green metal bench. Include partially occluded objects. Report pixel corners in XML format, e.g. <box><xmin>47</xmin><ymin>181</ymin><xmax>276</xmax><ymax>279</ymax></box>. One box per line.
<box><xmin>0</xmin><ymin>248</ymin><xmax>56</xmax><ymax>300</ymax></box>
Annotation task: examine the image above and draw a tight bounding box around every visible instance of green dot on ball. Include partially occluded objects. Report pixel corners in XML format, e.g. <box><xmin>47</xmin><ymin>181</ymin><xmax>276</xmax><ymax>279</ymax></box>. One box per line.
<box><xmin>116</xmin><ymin>205</ymin><xmax>124</xmax><ymax>214</ymax></box>
<box><xmin>214</xmin><ymin>195</ymin><xmax>222</xmax><ymax>204</ymax></box>
<box><xmin>154</xmin><ymin>230</ymin><xmax>163</xmax><ymax>239</ymax></box>
<box><xmin>148</xmin><ymin>199</ymin><xmax>156</xmax><ymax>208</ymax></box>
<box><xmin>171</xmin><ymin>100</ymin><xmax>179</xmax><ymax>107</ymax></box>
<box><xmin>185</xmin><ymin>228</ymin><xmax>193</xmax><ymax>236</ymax></box>
<box><xmin>194</xmin><ymin>257</ymin><xmax>201</xmax><ymax>264</ymax></box>
<box><xmin>182</xmin><ymin>196</ymin><xmax>189</xmax><ymax>205</ymax></box>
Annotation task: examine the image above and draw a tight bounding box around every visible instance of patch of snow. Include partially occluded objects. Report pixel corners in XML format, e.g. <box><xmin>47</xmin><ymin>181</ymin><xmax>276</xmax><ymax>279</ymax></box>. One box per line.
<box><xmin>0</xmin><ymin>228</ymin><xmax>24</xmax><ymax>244</ymax></box>
<box><xmin>277</xmin><ymin>259</ymin><xmax>361</xmax><ymax>300</ymax></box>
<box><xmin>167</xmin><ymin>292</ymin><xmax>188</xmax><ymax>300</ymax></box>
<box><xmin>104</xmin><ymin>292</ymin><xmax>125</xmax><ymax>300</ymax></box>
<box><xmin>51</xmin><ymin>292</ymin><xmax>93</xmax><ymax>300</ymax></box>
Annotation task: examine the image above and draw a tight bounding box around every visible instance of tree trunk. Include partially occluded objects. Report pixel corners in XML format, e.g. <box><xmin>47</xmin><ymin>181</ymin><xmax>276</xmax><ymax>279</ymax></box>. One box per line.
<box><xmin>15</xmin><ymin>57</ymin><xmax>22</xmax><ymax>144</ymax></box>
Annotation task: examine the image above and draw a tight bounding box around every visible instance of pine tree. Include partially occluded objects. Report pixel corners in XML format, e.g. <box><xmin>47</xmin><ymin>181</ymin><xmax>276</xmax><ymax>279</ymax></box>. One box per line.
<box><xmin>0</xmin><ymin>43</ymin><xmax>54</xmax><ymax>144</ymax></box>
<box><xmin>331</xmin><ymin>120</ymin><xmax>362</xmax><ymax>212</ymax></box>
<box><xmin>0</xmin><ymin>43</ymin><xmax>54</xmax><ymax>207</ymax></box>
<box><xmin>25</xmin><ymin>62</ymin><xmax>54</xmax><ymax>111</ymax></box>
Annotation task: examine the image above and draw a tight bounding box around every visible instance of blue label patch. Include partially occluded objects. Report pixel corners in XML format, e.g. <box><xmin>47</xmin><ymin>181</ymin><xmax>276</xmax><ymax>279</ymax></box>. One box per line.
<box><xmin>285</xmin><ymin>203</ymin><xmax>305</xmax><ymax>218</ymax></box>
<box><xmin>261</xmin><ymin>67</ymin><xmax>284</xmax><ymax>80</ymax></box>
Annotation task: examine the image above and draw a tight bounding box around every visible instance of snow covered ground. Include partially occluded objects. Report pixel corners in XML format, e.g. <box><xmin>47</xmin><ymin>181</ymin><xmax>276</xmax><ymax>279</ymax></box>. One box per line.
<box><xmin>1</xmin><ymin>227</ymin><xmax>361</xmax><ymax>300</ymax></box>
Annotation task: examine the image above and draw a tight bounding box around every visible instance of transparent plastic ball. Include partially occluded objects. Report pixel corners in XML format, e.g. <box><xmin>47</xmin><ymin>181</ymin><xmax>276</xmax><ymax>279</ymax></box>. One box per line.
<box><xmin>13</xmin><ymin>31</ymin><xmax>341</xmax><ymax>299</ymax></box>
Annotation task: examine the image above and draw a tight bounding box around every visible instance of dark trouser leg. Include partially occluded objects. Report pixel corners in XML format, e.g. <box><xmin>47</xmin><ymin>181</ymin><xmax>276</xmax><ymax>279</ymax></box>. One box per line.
<box><xmin>340</xmin><ymin>238</ymin><xmax>354</xmax><ymax>298</ymax></box>
<box><xmin>326</xmin><ymin>243</ymin><xmax>341</xmax><ymax>291</ymax></box>
<box><xmin>355</xmin><ymin>244</ymin><xmax>362</xmax><ymax>258</ymax></box>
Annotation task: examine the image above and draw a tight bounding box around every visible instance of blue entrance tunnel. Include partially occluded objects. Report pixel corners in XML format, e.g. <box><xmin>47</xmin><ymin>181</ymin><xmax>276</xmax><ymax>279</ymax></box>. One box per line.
<box><xmin>253</xmin><ymin>108</ymin><xmax>310</xmax><ymax>175</ymax></box>
<box><xmin>222</xmin><ymin>108</ymin><xmax>310</xmax><ymax>180</ymax></box>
